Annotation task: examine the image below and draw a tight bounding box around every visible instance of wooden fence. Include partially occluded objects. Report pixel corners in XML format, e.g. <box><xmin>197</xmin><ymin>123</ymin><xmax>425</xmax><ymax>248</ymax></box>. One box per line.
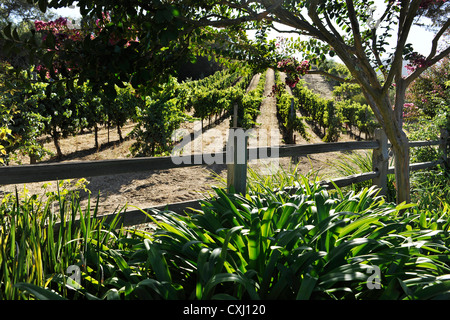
<box><xmin>0</xmin><ymin>128</ymin><xmax>448</xmax><ymax>228</ymax></box>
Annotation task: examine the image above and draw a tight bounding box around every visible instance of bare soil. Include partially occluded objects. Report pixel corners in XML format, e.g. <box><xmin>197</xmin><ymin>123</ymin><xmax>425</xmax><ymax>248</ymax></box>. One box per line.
<box><xmin>1</xmin><ymin>69</ymin><xmax>359</xmax><ymax>216</ymax></box>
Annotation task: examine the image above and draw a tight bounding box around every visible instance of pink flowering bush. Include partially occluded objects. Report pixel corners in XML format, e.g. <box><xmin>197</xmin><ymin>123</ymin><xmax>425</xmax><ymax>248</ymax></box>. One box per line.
<box><xmin>34</xmin><ymin>13</ymin><xmax>138</xmax><ymax>80</ymax></box>
<box><xmin>405</xmin><ymin>52</ymin><xmax>431</xmax><ymax>73</ymax></box>
<box><xmin>275</xmin><ymin>58</ymin><xmax>310</xmax><ymax>89</ymax></box>
<box><xmin>402</xmin><ymin>102</ymin><xmax>422</xmax><ymax>121</ymax></box>
<box><xmin>406</xmin><ymin>56</ymin><xmax>450</xmax><ymax>118</ymax></box>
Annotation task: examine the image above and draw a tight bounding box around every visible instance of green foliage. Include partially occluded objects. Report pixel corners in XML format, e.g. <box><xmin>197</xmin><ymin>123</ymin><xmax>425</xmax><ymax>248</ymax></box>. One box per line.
<box><xmin>333</xmin><ymin>82</ymin><xmax>367</xmax><ymax>105</ymax></box>
<box><xmin>273</xmin><ymin>71</ymin><xmax>307</xmax><ymax>143</ymax></box>
<box><xmin>130</xmin><ymin>77</ymin><xmax>189</xmax><ymax>157</ymax></box>
<box><xmin>291</xmin><ymin>79</ymin><xmax>341</xmax><ymax>142</ymax></box>
<box><xmin>330</xmin><ymin>150</ymin><xmax>396</xmax><ymax>203</ymax></box>
<box><xmin>411</xmin><ymin>167</ymin><xmax>450</xmax><ymax>212</ymax></box>
<box><xmin>335</xmin><ymin>100</ymin><xmax>379</xmax><ymax>139</ymax></box>
<box><xmin>0</xmin><ymin>71</ymin><xmax>141</xmax><ymax>161</ymax></box>
<box><xmin>315</xmin><ymin>60</ymin><xmax>352</xmax><ymax>85</ymax></box>
<box><xmin>11</xmin><ymin>172</ymin><xmax>450</xmax><ymax>301</ymax></box>
<box><xmin>180</xmin><ymin>67</ymin><xmax>264</xmax><ymax>130</ymax></box>
<box><xmin>0</xmin><ymin>179</ymin><xmax>125</xmax><ymax>300</ymax></box>
<box><xmin>406</xmin><ymin>57</ymin><xmax>450</xmax><ymax>119</ymax></box>
<box><xmin>404</xmin><ymin>112</ymin><xmax>448</xmax><ymax>163</ymax></box>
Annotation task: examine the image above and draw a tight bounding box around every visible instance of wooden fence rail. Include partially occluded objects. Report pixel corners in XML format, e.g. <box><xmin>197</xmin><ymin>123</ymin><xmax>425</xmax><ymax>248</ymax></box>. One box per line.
<box><xmin>1</xmin><ymin>128</ymin><xmax>448</xmax><ymax>228</ymax></box>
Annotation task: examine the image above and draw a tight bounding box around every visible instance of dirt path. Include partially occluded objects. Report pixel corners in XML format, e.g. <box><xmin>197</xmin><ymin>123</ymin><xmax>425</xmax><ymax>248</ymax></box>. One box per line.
<box><xmin>0</xmin><ymin>70</ymin><xmax>356</xmax><ymax>216</ymax></box>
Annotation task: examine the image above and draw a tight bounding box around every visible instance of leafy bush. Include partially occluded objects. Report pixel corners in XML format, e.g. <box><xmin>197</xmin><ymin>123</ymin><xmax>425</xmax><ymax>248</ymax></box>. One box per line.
<box><xmin>273</xmin><ymin>71</ymin><xmax>308</xmax><ymax>143</ymax></box>
<box><xmin>404</xmin><ymin>112</ymin><xmax>449</xmax><ymax>163</ymax></box>
<box><xmin>10</xmin><ymin>172</ymin><xmax>450</xmax><ymax>300</ymax></box>
<box><xmin>130</xmin><ymin>79</ymin><xmax>188</xmax><ymax>156</ymax></box>
<box><xmin>411</xmin><ymin>167</ymin><xmax>450</xmax><ymax>212</ymax></box>
<box><xmin>335</xmin><ymin>100</ymin><xmax>379</xmax><ymax>140</ymax></box>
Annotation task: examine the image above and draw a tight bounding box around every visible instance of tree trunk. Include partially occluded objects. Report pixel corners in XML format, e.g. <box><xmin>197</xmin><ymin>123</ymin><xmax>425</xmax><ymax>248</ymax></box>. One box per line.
<box><xmin>359</xmin><ymin>82</ymin><xmax>411</xmax><ymax>205</ymax></box>
<box><xmin>30</xmin><ymin>154</ymin><xmax>37</xmax><ymax>164</ymax></box>
<box><xmin>392</xmin><ymin>140</ymin><xmax>411</xmax><ymax>204</ymax></box>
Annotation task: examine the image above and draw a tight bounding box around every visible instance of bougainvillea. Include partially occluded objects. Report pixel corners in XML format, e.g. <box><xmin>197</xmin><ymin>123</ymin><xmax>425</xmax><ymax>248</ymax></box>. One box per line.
<box><xmin>419</xmin><ymin>0</ymin><xmax>447</xmax><ymax>9</ymax></box>
<box><xmin>405</xmin><ymin>52</ymin><xmax>431</xmax><ymax>73</ymax></box>
<box><xmin>34</xmin><ymin>14</ymin><xmax>139</xmax><ymax>81</ymax></box>
<box><xmin>34</xmin><ymin>17</ymin><xmax>84</xmax><ymax>78</ymax></box>
<box><xmin>402</xmin><ymin>102</ymin><xmax>422</xmax><ymax>121</ymax></box>
<box><xmin>276</xmin><ymin>58</ymin><xmax>310</xmax><ymax>88</ymax></box>
<box><xmin>406</xmin><ymin>56</ymin><xmax>449</xmax><ymax>118</ymax></box>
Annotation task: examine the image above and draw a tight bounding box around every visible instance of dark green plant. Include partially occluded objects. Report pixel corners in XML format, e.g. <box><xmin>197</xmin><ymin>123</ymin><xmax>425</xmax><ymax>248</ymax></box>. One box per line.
<box><xmin>16</xmin><ymin>172</ymin><xmax>450</xmax><ymax>300</ymax></box>
<box><xmin>0</xmin><ymin>179</ymin><xmax>125</xmax><ymax>300</ymax></box>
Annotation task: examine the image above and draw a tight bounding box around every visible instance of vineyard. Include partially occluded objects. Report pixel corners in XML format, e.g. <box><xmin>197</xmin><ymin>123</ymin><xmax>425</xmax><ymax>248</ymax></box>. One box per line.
<box><xmin>2</xmin><ymin>62</ymin><xmax>450</xmax><ymax>302</ymax></box>
<box><xmin>2</xmin><ymin>0</ymin><xmax>450</xmax><ymax>303</ymax></box>
<box><xmin>0</xmin><ymin>64</ymin><xmax>375</xmax><ymax>215</ymax></box>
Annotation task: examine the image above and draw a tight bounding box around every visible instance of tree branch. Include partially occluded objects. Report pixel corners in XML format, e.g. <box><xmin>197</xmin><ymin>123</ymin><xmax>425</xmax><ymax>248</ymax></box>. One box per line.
<box><xmin>307</xmin><ymin>69</ymin><xmax>358</xmax><ymax>83</ymax></box>
<box><xmin>428</xmin><ymin>18</ymin><xmax>450</xmax><ymax>59</ymax></box>
<box><xmin>405</xmin><ymin>45</ymin><xmax>450</xmax><ymax>87</ymax></box>
<box><xmin>345</xmin><ymin>0</ymin><xmax>364</xmax><ymax>53</ymax></box>
<box><xmin>382</xmin><ymin>0</ymin><xmax>422</xmax><ymax>94</ymax></box>
<box><xmin>182</xmin><ymin>0</ymin><xmax>282</xmax><ymax>28</ymax></box>
<box><xmin>323</xmin><ymin>9</ymin><xmax>350</xmax><ymax>51</ymax></box>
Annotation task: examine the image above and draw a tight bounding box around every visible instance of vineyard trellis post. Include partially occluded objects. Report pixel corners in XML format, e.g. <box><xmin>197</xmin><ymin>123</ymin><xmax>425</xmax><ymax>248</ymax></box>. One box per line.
<box><xmin>372</xmin><ymin>128</ymin><xmax>389</xmax><ymax>196</ymax></box>
<box><xmin>440</xmin><ymin>127</ymin><xmax>449</xmax><ymax>169</ymax></box>
<box><xmin>227</xmin><ymin>104</ymin><xmax>248</xmax><ymax>195</ymax></box>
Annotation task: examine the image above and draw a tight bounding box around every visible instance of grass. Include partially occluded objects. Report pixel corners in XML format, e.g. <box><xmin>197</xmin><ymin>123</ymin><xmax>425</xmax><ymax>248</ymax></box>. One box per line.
<box><xmin>329</xmin><ymin>150</ymin><xmax>396</xmax><ymax>202</ymax></box>
<box><xmin>2</xmin><ymin>165</ymin><xmax>450</xmax><ymax>300</ymax></box>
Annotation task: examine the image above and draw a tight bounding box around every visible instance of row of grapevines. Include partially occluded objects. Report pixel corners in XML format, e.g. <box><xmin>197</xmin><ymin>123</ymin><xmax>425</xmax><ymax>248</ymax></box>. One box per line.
<box><xmin>292</xmin><ymin>80</ymin><xmax>379</xmax><ymax>141</ymax></box>
<box><xmin>185</xmin><ymin>69</ymin><xmax>240</xmax><ymax>91</ymax></box>
<box><xmin>291</xmin><ymin>78</ymin><xmax>341</xmax><ymax>142</ymax></box>
<box><xmin>130</xmin><ymin>68</ymin><xmax>266</xmax><ymax>157</ymax></box>
<box><xmin>130</xmin><ymin>76</ymin><xmax>191</xmax><ymax>157</ymax></box>
<box><xmin>0</xmin><ymin>78</ymin><xmax>142</xmax><ymax>163</ymax></box>
<box><xmin>236</xmin><ymin>69</ymin><xmax>267</xmax><ymax>129</ymax></box>
<box><xmin>335</xmin><ymin>100</ymin><xmax>379</xmax><ymax>139</ymax></box>
<box><xmin>180</xmin><ymin>67</ymin><xmax>265</xmax><ymax>130</ymax></box>
<box><xmin>273</xmin><ymin>71</ymin><xmax>307</xmax><ymax>143</ymax></box>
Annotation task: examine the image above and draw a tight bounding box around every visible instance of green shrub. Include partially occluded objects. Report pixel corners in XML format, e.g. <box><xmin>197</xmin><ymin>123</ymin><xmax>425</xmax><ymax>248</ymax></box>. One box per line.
<box><xmin>0</xmin><ymin>179</ymin><xmax>124</xmax><ymax>300</ymax></box>
<box><xmin>13</xmin><ymin>172</ymin><xmax>450</xmax><ymax>300</ymax></box>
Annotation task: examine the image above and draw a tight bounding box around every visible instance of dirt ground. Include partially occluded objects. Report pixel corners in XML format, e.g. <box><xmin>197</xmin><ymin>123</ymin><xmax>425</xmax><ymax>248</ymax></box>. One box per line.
<box><xmin>1</xmin><ymin>69</ymin><xmax>360</xmax><ymax>216</ymax></box>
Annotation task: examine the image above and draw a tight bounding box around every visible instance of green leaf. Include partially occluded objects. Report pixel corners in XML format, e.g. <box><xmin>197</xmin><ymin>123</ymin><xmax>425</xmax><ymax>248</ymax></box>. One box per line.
<box><xmin>248</xmin><ymin>214</ymin><xmax>262</xmax><ymax>271</ymax></box>
<box><xmin>3</xmin><ymin>23</ymin><xmax>12</xmax><ymax>39</ymax></box>
<box><xmin>144</xmin><ymin>239</ymin><xmax>172</xmax><ymax>283</ymax></box>
<box><xmin>203</xmin><ymin>273</ymin><xmax>259</xmax><ymax>300</ymax></box>
<box><xmin>42</xmin><ymin>51</ymin><xmax>55</xmax><ymax>69</ymax></box>
<box><xmin>296</xmin><ymin>274</ymin><xmax>318</xmax><ymax>300</ymax></box>
<box><xmin>14</xmin><ymin>283</ymin><xmax>67</xmax><ymax>300</ymax></box>
<box><xmin>38</xmin><ymin>0</ymin><xmax>47</xmax><ymax>12</ymax></box>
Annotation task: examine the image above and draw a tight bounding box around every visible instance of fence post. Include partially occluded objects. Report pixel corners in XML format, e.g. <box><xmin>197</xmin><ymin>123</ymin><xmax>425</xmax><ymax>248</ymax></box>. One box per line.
<box><xmin>440</xmin><ymin>127</ymin><xmax>449</xmax><ymax>168</ymax></box>
<box><xmin>227</xmin><ymin>104</ymin><xmax>248</xmax><ymax>195</ymax></box>
<box><xmin>290</xmin><ymin>98</ymin><xmax>299</xmax><ymax>163</ymax></box>
<box><xmin>372</xmin><ymin>128</ymin><xmax>389</xmax><ymax>195</ymax></box>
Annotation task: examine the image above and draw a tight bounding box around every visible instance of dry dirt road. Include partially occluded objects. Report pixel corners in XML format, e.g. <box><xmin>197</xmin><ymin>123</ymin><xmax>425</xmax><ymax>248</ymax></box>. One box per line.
<box><xmin>1</xmin><ymin>69</ymin><xmax>358</xmax><ymax>216</ymax></box>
